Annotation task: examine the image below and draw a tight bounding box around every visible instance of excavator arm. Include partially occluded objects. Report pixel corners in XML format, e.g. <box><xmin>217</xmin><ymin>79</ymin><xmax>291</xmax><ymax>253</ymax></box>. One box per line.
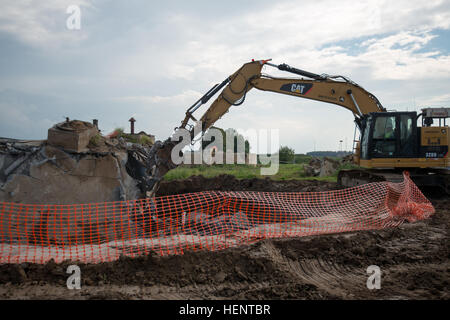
<box><xmin>180</xmin><ymin>59</ymin><xmax>385</xmax><ymax>137</ymax></box>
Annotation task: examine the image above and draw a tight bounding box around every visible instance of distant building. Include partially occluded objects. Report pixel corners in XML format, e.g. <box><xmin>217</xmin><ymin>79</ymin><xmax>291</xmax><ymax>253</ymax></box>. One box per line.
<box><xmin>182</xmin><ymin>150</ymin><xmax>257</xmax><ymax>166</ymax></box>
<box><xmin>306</xmin><ymin>151</ymin><xmax>352</xmax><ymax>158</ymax></box>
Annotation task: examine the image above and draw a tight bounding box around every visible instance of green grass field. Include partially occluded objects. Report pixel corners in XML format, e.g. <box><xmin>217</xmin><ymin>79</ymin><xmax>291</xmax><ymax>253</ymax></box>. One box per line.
<box><xmin>163</xmin><ymin>163</ymin><xmax>346</xmax><ymax>182</ymax></box>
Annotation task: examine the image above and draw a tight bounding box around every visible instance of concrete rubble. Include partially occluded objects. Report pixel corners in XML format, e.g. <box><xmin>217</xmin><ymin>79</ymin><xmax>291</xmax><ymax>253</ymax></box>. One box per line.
<box><xmin>47</xmin><ymin>120</ymin><xmax>99</xmax><ymax>153</ymax></box>
<box><xmin>0</xmin><ymin>119</ymin><xmax>179</xmax><ymax>247</ymax></box>
<box><xmin>0</xmin><ymin>120</ymin><xmax>169</xmax><ymax>205</ymax></box>
<box><xmin>303</xmin><ymin>156</ymin><xmax>341</xmax><ymax>177</ymax></box>
<box><xmin>0</xmin><ymin>141</ymin><xmax>138</xmax><ymax>205</ymax></box>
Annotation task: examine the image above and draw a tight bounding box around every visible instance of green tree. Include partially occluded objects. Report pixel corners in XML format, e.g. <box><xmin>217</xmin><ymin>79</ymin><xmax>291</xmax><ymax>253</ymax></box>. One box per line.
<box><xmin>279</xmin><ymin>145</ymin><xmax>295</xmax><ymax>163</ymax></box>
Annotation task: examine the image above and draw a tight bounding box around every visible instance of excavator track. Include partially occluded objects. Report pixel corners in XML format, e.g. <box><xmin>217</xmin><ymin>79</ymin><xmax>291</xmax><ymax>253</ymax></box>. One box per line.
<box><xmin>338</xmin><ymin>168</ymin><xmax>450</xmax><ymax>195</ymax></box>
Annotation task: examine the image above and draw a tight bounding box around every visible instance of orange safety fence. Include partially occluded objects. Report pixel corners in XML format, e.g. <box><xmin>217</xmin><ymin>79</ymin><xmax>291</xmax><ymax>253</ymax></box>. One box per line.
<box><xmin>0</xmin><ymin>172</ymin><xmax>434</xmax><ymax>264</ymax></box>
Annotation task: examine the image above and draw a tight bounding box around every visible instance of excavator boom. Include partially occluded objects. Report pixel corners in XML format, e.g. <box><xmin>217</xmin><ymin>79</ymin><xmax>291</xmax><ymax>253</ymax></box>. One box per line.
<box><xmin>180</xmin><ymin>60</ymin><xmax>384</xmax><ymax>136</ymax></box>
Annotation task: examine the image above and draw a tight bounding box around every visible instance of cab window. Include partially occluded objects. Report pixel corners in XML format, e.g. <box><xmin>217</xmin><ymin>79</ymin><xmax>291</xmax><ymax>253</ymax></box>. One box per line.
<box><xmin>373</xmin><ymin>116</ymin><xmax>396</xmax><ymax>139</ymax></box>
<box><xmin>399</xmin><ymin>115</ymin><xmax>414</xmax><ymax>156</ymax></box>
<box><xmin>372</xmin><ymin>116</ymin><xmax>396</xmax><ymax>157</ymax></box>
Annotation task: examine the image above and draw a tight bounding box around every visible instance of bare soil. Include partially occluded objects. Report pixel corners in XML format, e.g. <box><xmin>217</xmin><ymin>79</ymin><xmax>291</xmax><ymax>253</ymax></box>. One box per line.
<box><xmin>157</xmin><ymin>174</ymin><xmax>339</xmax><ymax>195</ymax></box>
<box><xmin>0</xmin><ymin>175</ymin><xmax>448</xmax><ymax>300</ymax></box>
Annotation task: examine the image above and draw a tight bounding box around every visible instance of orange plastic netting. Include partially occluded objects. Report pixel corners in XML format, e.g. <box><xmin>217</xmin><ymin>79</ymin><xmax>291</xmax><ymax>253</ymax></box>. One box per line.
<box><xmin>0</xmin><ymin>172</ymin><xmax>434</xmax><ymax>264</ymax></box>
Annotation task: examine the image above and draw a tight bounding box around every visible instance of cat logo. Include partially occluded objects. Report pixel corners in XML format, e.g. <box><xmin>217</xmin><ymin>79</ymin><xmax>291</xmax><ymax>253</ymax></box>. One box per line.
<box><xmin>291</xmin><ymin>84</ymin><xmax>306</xmax><ymax>93</ymax></box>
<box><xmin>280</xmin><ymin>83</ymin><xmax>313</xmax><ymax>95</ymax></box>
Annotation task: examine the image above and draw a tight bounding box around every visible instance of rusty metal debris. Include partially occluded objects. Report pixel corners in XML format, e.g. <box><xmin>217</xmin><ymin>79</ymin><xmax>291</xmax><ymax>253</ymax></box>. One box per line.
<box><xmin>126</xmin><ymin>138</ymin><xmax>178</xmax><ymax>198</ymax></box>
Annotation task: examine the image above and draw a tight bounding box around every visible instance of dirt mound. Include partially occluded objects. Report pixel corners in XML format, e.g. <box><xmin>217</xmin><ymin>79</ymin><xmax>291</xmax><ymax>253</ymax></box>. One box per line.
<box><xmin>56</xmin><ymin>120</ymin><xmax>95</xmax><ymax>132</ymax></box>
<box><xmin>303</xmin><ymin>157</ymin><xmax>341</xmax><ymax>177</ymax></box>
<box><xmin>157</xmin><ymin>174</ymin><xmax>338</xmax><ymax>196</ymax></box>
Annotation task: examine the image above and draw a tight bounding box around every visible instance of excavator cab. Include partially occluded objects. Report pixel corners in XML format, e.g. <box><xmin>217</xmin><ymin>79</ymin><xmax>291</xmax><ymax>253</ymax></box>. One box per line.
<box><xmin>361</xmin><ymin>112</ymin><xmax>418</xmax><ymax>160</ymax></box>
<box><xmin>359</xmin><ymin>108</ymin><xmax>449</xmax><ymax>168</ymax></box>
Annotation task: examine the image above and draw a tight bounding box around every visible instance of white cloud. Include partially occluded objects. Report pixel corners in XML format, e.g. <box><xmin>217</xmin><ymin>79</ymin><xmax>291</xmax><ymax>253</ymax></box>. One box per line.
<box><xmin>110</xmin><ymin>90</ymin><xmax>202</xmax><ymax>105</ymax></box>
<box><xmin>355</xmin><ymin>30</ymin><xmax>450</xmax><ymax>80</ymax></box>
<box><xmin>0</xmin><ymin>99</ymin><xmax>56</xmax><ymax>139</ymax></box>
<box><xmin>112</xmin><ymin>0</ymin><xmax>450</xmax><ymax>86</ymax></box>
<box><xmin>419</xmin><ymin>93</ymin><xmax>450</xmax><ymax>106</ymax></box>
<box><xmin>0</xmin><ymin>0</ymin><xmax>92</xmax><ymax>47</ymax></box>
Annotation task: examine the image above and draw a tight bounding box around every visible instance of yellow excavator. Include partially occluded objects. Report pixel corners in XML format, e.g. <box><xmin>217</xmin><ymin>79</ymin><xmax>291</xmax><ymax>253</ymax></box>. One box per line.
<box><xmin>135</xmin><ymin>59</ymin><xmax>449</xmax><ymax>195</ymax></box>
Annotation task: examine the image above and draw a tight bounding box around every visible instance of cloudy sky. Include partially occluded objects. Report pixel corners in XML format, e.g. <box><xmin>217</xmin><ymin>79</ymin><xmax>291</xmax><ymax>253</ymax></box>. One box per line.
<box><xmin>0</xmin><ymin>0</ymin><xmax>449</xmax><ymax>154</ymax></box>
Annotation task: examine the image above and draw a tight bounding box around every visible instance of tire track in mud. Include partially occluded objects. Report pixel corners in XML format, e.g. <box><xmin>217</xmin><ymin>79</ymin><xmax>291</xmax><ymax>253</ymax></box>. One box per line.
<box><xmin>256</xmin><ymin>241</ymin><xmax>366</xmax><ymax>299</ymax></box>
<box><xmin>251</xmin><ymin>216</ymin><xmax>449</xmax><ymax>300</ymax></box>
